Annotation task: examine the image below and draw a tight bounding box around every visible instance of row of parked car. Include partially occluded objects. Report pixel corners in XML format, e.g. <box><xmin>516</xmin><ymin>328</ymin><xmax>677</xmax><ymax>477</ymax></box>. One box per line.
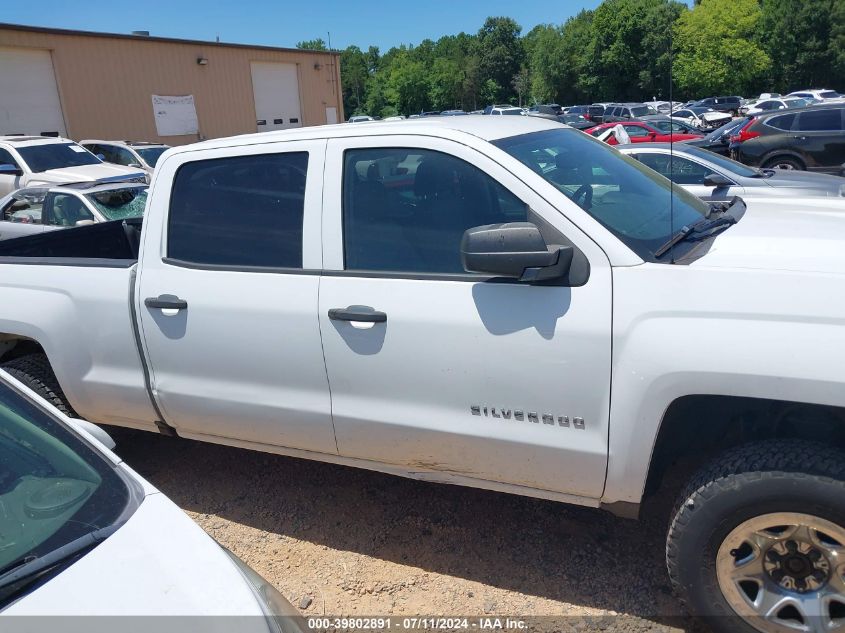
<box><xmin>0</xmin><ymin>137</ymin><xmax>171</xmax><ymax>240</ymax></box>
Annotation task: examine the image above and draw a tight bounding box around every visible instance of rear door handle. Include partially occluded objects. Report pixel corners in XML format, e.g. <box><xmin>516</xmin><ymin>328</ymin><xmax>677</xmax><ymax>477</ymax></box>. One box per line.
<box><xmin>145</xmin><ymin>295</ymin><xmax>188</xmax><ymax>314</ymax></box>
<box><xmin>328</xmin><ymin>307</ymin><xmax>387</xmax><ymax>323</ymax></box>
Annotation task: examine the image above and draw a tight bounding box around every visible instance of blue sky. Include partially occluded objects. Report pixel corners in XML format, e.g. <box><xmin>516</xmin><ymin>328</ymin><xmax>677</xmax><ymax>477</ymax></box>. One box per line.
<box><xmin>3</xmin><ymin>0</ymin><xmax>607</xmax><ymax>51</ymax></box>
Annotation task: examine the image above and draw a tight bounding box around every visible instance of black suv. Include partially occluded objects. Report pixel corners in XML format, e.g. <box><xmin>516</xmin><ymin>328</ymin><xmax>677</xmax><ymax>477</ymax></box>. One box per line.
<box><xmin>732</xmin><ymin>104</ymin><xmax>845</xmax><ymax>174</ymax></box>
<box><xmin>693</xmin><ymin>96</ymin><xmax>742</xmax><ymax>116</ymax></box>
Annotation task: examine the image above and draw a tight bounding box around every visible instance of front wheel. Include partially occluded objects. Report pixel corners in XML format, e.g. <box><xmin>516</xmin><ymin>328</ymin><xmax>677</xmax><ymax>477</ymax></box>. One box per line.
<box><xmin>667</xmin><ymin>440</ymin><xmax>845</xmax><ymax>633</ymax></box>
<box><xmin>763</xmin><ymin>156</ymin><xmax>805</xmax><ymax>171</ymax></box>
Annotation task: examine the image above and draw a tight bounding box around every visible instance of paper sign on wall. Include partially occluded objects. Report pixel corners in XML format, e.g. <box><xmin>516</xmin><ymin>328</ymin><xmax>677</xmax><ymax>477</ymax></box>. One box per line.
<box><xmin>151</xmin><ymin>95</ymin><xmax>199</xmax><ymax>136</ymax></box>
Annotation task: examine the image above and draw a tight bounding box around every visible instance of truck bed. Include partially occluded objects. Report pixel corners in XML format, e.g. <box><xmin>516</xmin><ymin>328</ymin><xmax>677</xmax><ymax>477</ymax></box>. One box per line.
<box><xmin>0</xmin><ymin>216</ymin><xmax>158</xmax><ymax>430</ymax></box>
<box><xmin>0</xmin><ymin>218</ymin><xmax>142</xmax><ymax>261</ymax></box>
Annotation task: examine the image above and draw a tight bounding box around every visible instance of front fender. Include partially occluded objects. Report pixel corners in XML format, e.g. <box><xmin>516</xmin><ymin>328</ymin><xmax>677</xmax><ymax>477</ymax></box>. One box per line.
<box><xmin>603</xmin><ymin>264</ymin><xmax>845</xmax><ymax>504</ymax></box>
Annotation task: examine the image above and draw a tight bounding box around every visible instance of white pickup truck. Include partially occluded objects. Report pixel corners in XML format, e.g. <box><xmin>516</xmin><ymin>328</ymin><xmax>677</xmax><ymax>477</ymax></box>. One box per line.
<box><xmin>0</xmin><ymin>117</ymin><xmax>843</xmax><ymax>633</ymax></box>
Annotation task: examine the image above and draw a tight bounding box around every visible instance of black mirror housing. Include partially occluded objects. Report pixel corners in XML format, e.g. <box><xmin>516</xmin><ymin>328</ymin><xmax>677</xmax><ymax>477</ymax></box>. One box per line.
<box><xmin>702</xmin><ymin>172</ymin><xmax>732</xmax><ymax>187</ymax></box>
<box><xmin>461</xmin><ymin>222</ymin><xmax>573</xmax><ymax>283</ymax></box>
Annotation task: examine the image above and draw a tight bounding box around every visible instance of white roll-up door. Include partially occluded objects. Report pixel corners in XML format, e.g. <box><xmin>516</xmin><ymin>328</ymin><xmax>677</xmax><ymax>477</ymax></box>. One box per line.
<box><xmin>250</xmin><ymin>62</ymin><xmax>303</xmax><ymax>132</ymax></box>
<box><xmin>0</xmin><ymin>47</ymin><xmax>67</xmax><ymax>137</ymax></box>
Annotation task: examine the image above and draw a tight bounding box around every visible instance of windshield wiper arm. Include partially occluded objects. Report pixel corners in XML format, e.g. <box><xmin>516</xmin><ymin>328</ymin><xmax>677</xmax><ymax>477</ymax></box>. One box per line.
<box><xmin>0</xmin><ymin>522</ymin><xmax>124</xmax><ymax>593</ymax></box>
<box><xmin>654</xmin><ymin>214</ymin><xmax>738</xmax><ymax>258</ymax></box>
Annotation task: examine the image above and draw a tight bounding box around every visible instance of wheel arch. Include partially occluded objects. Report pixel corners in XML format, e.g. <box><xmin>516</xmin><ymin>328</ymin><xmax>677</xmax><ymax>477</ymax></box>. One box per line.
<box><xmin>644</xmin><ymin>395</ymin><xmax>845</xmax><ymax>497</ymax></box>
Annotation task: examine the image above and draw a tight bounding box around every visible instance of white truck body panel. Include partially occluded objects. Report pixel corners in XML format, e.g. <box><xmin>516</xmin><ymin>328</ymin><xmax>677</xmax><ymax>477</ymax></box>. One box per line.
<box><xmin>2</xmin><ymin>117</ymin><xmax>845</xmax><ymax>511</ymax></box>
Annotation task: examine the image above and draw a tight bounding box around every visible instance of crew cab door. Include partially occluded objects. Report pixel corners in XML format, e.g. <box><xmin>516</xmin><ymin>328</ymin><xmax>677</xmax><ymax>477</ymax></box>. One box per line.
<box><xmin>318</xmin><ymin>135</ymin><xmax>612</xmax><ymax>498</ymax></box>
<box><xmin>136</xmin><ymin>140</ymin><xmax>337</xmax><ymax>454</ymax></box>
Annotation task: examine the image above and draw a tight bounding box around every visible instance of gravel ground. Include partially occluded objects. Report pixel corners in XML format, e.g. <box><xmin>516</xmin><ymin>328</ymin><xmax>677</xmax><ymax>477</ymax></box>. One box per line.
<box><xmin>111</xmin><ymin>427</ymin><xmax>706</xmax><ymax>632</ymax></box>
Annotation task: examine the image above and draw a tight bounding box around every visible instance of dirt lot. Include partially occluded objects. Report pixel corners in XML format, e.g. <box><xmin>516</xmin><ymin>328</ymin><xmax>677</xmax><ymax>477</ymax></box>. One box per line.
<box><xmin>111</xmin><ymin>427</ymin><xmax>703</xmax><ymax>632</ymax></box>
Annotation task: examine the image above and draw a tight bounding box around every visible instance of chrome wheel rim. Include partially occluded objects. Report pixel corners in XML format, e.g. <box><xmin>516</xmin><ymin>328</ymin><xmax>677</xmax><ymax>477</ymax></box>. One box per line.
<box><xmin>717</xmin><ymin>513</ymin><xmax>845</xmax><ymax>633</ymax></box>
<box><xmin>773</xmin><ymin>163</ymin><xmax>797</xmax><ymax>170</ymax></box>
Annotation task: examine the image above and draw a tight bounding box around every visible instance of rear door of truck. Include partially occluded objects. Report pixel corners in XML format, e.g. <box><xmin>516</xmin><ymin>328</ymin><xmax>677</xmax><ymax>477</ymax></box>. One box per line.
<box><xmin>135</xmin><ymin>139</ymin><xmax>337</xmax><ymax>454</ymax></box>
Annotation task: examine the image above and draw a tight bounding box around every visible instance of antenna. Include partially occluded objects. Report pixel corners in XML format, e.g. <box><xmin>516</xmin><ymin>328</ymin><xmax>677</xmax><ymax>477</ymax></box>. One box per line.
<box><xmin>668</xmin><ymin>24</ymin><xmax>676</xmax><ymax>263</ymax></box>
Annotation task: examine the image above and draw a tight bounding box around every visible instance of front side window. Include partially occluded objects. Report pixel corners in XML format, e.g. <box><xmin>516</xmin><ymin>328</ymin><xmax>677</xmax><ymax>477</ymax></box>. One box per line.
<box><xmin>44</xmin><ymin>194</ymin><xmax>95</xmax><ymax>227</ymax></box>
<box><xmin>0</xmin><ymin>149</ymin><xmax>20</xmax><ymax>169</ymax></box>
<box><xmin>0</xmin><ymin>380</ymin><xmax>133</xmax><ymax>606</ymax></box>
<box><xmin>634</xmin><ymin>154</ymin><xmax>713</xmax><ymax>185</ymax></box>
<box><xmin>630</xmin><ymin>106</ymin><xmax>650</xmax><ymax>117</ymax></box>
<box><xmin>675</xmin><ymin>110</ymin><xmax>691</xmax><ymax>118</ymax></box>
<box><xmin>493</xmin><ymin>128</ymin><xmax>710</xmax><ymax>261</ymax></box>
<box><xmin>343</xmin><ymin>148</ymin><xmax>528</xmax><ymax>274</ymax></box>
<box><xmin>168</xmin><ymin>152</ymin><xmax>308</xmax><ymax>268</ymax></box>
<box><xmin>796</xmin><ymin>109</ymin><xmax>843</xmax><ymax>132</ymax></box>
<box><xmin>623</xmin><ymin>124</ymin><xmax>651</xmax><ymax>138</ymax></box>
<box><xmin>16</xmin><ymin>143</ymin><xmax>100</xmax><ymax>173</ymax></box>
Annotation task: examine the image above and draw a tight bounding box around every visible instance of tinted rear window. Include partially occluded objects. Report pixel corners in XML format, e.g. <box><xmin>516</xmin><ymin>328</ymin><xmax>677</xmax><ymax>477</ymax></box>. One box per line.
<box><xmin>168</xmin><ymin>152</ymin><xmax>308</xmax><ymax>268</ymax></box>
<box><xmin>796</xmin><ymin>109</ymin><xmax>843</xmax><ymax>132</ymax></box>
<box><xmin>766</xmin><ymin>113</ymin><xmax>795</xmax><ymax>131</ymax></box>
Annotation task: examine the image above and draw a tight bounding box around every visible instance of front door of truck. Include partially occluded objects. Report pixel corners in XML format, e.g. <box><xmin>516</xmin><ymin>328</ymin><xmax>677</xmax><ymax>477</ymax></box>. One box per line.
<box><xmin>136</xmin><ymin>140</ymin><xmax>337</xmax><ymax>454</ymax></box>
<box><xmin>318</xmin><ymin>135</ymin><xmax>612</xmax><ymax>498</ymax></box>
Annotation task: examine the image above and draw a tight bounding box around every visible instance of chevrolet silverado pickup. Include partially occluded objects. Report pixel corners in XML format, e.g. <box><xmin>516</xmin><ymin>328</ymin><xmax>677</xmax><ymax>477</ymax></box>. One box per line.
<box><xmin>0</xmin><ymin>117</ymin><xmax>843</xmax><ymax>633</ymax></box>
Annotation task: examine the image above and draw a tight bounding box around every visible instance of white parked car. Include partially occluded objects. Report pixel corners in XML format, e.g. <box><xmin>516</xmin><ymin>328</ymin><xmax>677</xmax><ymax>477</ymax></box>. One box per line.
<box><xmin>347</xmin><ymin>115</ymin><xmax>375</xmax><ymax>123</ymax></box>
<box><xmin>0</xmin><ymin>137</ymin><xmax>146</xmax><ymax>198</ymax></box>
<box><xmin>0</xmin><ymin>182</ymin><xmax>148</xmax><ymax>240</ymax></box>
<box><xmin>787</xmin><ymin>88</ymin><xmax>844</xmax><ymax>103</ymax></box>
<box><xmin>744</xmin><ymin>97</ymin><xmax>813</xmax><ymax>115</ymax></box>
<box><xmin>669</xmin><ymin>106</ymin><xmax>732</xmax><ymax>130</ymax></box>
<box><xmin>490</xmin><ymin>106</ymin><xmax>524</xmax><ymax>115</ymax></box>
<box><xmin>79</xmin><ymin>140</ymin><xmax>170</xmax><ymax>180</ymax></box>
<box><xmin>0</xmin><ymin>370</ymin><xmax>303</xmax><ymax>627</ymax></box>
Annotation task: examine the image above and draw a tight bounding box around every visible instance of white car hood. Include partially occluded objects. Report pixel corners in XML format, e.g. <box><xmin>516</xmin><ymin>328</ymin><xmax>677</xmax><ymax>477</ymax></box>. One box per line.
<box><xmin>700</xmin><ymin>111</ymin><xmax>732</xmax><ymax>122</ymax></box>
<box><xmin>26</xmin><ymin>163</ymin><xmax>144</xmax><ymax>185</ymax></box>
<box><xmin>693</xmin><ymin>198</ymin><xmax>845</xmax><ymax>274</ymax></box>
<box><xmin>5</xmin><ymin>489</ymin><xmax>266</xmax><ymax>622</ymax></box>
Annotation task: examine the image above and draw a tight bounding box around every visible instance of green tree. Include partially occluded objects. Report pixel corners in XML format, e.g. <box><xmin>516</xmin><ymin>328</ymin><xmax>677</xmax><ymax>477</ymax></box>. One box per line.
<box><xmin>386</xmin><ymin>52</ymin><xmax>431</xmax><ymax>114</ymax></box>
<box><xmin>589</xmin><ymin>0</ymin><xmax>686</xmax><ymax>101</ymax></box>
<box><xmin>758</xmin><ymin>0</ymin><xmax>845</xmax><ymax>92</ymax></box>
<box><xmin>340</xmin><ymin>45</ymin><xmax>369</xmax><ymax>115</ymax></box>
<box><xmin>477</xmin><ymin>17</ymin><xmax>524</xmax><ymax>103</ymax></box>
<box><xmin>296</xmin><ymin>38</ymin><xmax>328</xmax><ymax>51</ymax></box>
<box><xmin>673</xmin><ymin>0</ymin><xmax>771</xmax><ymax>97</ymax></box>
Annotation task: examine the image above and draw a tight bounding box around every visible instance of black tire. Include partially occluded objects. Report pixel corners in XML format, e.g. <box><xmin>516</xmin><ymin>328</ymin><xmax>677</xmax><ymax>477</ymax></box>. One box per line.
<box><xmin>1</xmin><ymin>352</ymin><xmax>78</xmax><ymax>417</ymax></box>
<box><xmin>763</xmin><ymin>156</ymin><xmax>805</xmax><ymax>171</ymax></box>
<box><xmin>667</xmin><ymin>439</ymin><xmax>845</xmax><ymax>633</ymax></box>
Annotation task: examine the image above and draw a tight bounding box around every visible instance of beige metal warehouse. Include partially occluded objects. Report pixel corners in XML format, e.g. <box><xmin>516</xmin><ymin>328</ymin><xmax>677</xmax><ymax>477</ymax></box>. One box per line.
<box><xmin>0</xmin><ymin>23</ymin><xmax>344</xmax><ymax>145</ymax></box>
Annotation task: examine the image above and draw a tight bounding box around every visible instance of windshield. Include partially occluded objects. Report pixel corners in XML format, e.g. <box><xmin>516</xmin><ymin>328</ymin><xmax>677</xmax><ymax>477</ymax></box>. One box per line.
<box><xmin>84</xmin><ymin>187</ymin><xmax>148</xmax><ymax>220</ymax></box>
<box><xmin>785</xmin><ymin>98</ymin><xmax>809</xmax><ymax>108</ymax></box>
<box><xmin>681</xmin><ymin>146</ymin><xmax>760</xmax><ymax>178</ymax></box>
<box><xmin>820</xmin><ymin>91</ymin><xmax>840</xmax><ymax>99</ymax></box>
<box><xmin>0</xmin><ymin>380</ymin><xmax>132</xmax><ymax>604</ymax></box>
<box><xmin>16</xmin><ymin>143</ymin><xmax>101</xmax><ymax>174</ymax></box>
<box><xmin>493</xmin><ymin>129</ymin><xmax>710</xmax><ymax>261</ymax></box>
<box><xmin>134</xmin><ymin>147</ymin><xmax>167</xmax><ymax>168</ymax></box>
<box><xmin>703</xmin><ymin>119</ymin><xmax>745</xmax><ymax>141</ymax></box>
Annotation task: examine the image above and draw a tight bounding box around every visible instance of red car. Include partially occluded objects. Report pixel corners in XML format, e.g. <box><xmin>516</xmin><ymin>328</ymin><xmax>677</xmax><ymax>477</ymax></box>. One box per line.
<box><xmin>585</xmin><ymin>121</ymin><xmax>703</xmax><ymax>145</ymax></box>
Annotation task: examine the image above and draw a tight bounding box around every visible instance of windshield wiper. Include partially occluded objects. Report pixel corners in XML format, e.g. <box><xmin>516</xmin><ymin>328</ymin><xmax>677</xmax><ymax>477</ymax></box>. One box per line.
<box><xmin>0</xmin><ymin>522</ymin><xmax>124</xmax><ymax>597</ymax></box>
<box><xmin>654</xmin><ymin>213</ymin><xmax>738</xmax><ymax>258</ymax></box>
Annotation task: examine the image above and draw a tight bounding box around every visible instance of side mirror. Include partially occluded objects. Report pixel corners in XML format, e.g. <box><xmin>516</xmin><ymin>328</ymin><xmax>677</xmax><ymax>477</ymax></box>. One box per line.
<box><xmin>648</xmin><ymin>131</ymin><xmax>658</xmax><ymax>139</ymax></box>
<box><xmin>702</xmin><ymin>172</ymin><xmax>732</xmax><ymax>187</ymax></box>
<box><xmin>128</xmin><ymin>162</ymin><xmax>142</xmax><ymax>168</ymax></box>
<box><xmin>0</xmin><ymin>164</ymin><xmax>23</xmax><ymax>177</ymax></box>
<box><xmin>461</xmin><ymin>222</ymin><xmax>573</xmax><ymax>283</ymax></box>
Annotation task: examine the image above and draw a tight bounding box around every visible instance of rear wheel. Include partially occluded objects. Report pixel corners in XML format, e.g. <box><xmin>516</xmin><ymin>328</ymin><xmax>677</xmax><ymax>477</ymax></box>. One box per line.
<box><xmin>667</xmin><ymin>440</ymin><xmax>845</xmax><ymax>633</ymax></box>
<box><xmin>1</xmin><ymin>353</ymin><xmax>78</xmax><ymax>417</ymax></box>
<box><xmin>763</xmin><ymin>156</ymin><xmax>805</xmax><ymax>171</ymax></box>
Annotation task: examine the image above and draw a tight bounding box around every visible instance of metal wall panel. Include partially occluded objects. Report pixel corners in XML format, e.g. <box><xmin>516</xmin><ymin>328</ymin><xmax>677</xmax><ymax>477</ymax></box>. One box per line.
<box><xmin>0</xmin><ymin>26</ymin><xmax>344</xmax><ymax>145</ymax></box>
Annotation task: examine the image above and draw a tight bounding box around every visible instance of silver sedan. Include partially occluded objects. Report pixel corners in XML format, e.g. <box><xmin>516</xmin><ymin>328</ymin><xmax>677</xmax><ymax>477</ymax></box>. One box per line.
<box><xmin>618</xmin><ymin>142</ymin><xmax>845</xmax><ymax>202</ymax></box>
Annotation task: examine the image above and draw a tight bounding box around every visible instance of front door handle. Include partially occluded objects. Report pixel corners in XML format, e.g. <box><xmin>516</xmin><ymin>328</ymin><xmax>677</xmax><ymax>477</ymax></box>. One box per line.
<box><xmin>145</xmin><ymin>295</ymin><xmax>188</xmax><ymax>314</ymax></box>
<box><xmin>328</xmin><ymin>307</ymin><xmax>387</xmax><ymax>323</ymax></box>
